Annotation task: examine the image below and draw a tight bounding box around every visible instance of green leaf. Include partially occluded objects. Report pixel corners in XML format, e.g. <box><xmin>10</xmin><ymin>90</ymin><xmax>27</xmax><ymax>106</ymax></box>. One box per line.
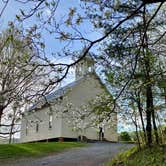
<box><xmin>16</xmin><ymin>15</ymin><xmax>20</xmax><ymax>21</ymax></box>
<box><xmin>158</xmin><ymin>79</ymin><xmax>166</xmax><ymax>88</ymax></box>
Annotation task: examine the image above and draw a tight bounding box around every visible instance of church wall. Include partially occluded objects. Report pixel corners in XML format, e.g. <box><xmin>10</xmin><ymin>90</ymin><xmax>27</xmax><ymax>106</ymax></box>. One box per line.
<box><xmin>60</xmin><ymin>75</ymin><xmax>104</xmax><ymax>139</ymax></box>
<box><xmin>20</xmin><ymin>74</ymin><xmax>118</xmax><ymax>142</ymax></box>
<box><xmin>60</xmin><ymin>74</ymin><xmax>118</xmax><ymax>141</ymax></box>
<box><xmin>20</xmin><ymin>107</ymin><xmax>62</xmax><ymax>142</ymax></box>
<box><xmin>103</xmin><ymin>113</ymin><xmax>118</xmax><ymax>141</ymax></box>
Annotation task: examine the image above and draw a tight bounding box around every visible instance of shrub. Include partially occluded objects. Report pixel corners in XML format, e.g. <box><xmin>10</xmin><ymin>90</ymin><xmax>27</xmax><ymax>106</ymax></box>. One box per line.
<box><xmin>120</xmin><ymin>131</ymin><xmax>132</xmax><ymax>141</ymax></box>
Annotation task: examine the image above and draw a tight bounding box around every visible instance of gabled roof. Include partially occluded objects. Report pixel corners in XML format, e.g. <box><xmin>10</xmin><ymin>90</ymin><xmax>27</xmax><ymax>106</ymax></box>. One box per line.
<box><xmin>29</xmin><ymin>71</ymin><xmax>110</xmax><ymax>111</ymax></box>
<box><xmin>29</xmin><ymin>76</ymin><xmax>85</xmax><ymax>111</ymax></box>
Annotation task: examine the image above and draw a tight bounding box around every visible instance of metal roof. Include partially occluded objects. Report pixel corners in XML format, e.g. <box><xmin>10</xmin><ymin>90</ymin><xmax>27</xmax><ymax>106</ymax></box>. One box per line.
<box><xmin>29</xmin><ymin>76</ymin><xmax>87</xmax><ymax>111</ymax></box>
<box><xmin>29</xmin><ymin>72</ymin><xmax>110</xmax><ymax>111</ymax></box>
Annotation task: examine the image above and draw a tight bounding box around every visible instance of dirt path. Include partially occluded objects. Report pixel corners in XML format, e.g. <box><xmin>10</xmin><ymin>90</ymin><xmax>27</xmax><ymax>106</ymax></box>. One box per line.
<box><xmin>3</xmin><ymin>143</ymin><xmax>134</xmax><ymax>166</ymax></box>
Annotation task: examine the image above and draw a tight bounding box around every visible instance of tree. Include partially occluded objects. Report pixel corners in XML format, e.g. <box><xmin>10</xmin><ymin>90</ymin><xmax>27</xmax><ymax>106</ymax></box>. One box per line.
<box><xmin>0</xmin><ymin>0</ymin><xmax>165</xmax><ymax>144</ymax></box>
<box><xmin>120</xmin><ymin>131</ymin><xmax>132</xmax><ymax>141</ymax></box>
<box><xmin>0</xmin><ymin>0</ymin><xmax>165</xmax><ymax>85</ymax></box>
<box><xmin>100</xmin><ymin>2</ymin><xmax>166</xmax><ymax>146</ymax></box>
<box><xmin>0</xmin><ymin>26</ymin><xmax>50</xmax><ymax>138</ymax></box>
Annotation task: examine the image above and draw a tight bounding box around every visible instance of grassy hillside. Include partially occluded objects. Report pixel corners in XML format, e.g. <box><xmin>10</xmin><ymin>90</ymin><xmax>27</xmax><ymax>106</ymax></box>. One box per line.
<box><xmin>0</xmin><ymin>142</ymin><xmax>86</xmax><ymax>160</ymax></box>
<box><xmin>109</xmin><ymin>145</ymin><xmax>166</xmax><ymax>166</ymax></box>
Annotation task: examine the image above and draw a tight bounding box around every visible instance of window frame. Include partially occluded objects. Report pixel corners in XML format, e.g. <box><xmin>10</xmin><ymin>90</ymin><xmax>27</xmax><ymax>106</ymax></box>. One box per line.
<box><xmin>49</xmin><ymin>114</ymin><xmax>53</xmax><ymax>129</ymax></box>
<box><xmin>36</xmin><ymin>122</ymin><xmax>39</xmax><ymax>133</ymax></box>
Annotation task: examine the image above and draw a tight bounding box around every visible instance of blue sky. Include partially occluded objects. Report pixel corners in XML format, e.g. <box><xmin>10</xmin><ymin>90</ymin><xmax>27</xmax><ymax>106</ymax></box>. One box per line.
<box><xmin>0</xmin><ymin>0</ymin><xmax>101</xmax><ymax>54</ymax></box>
<box><xmin>0</xmin><ymin>0</ymin><xmax>78</xmax><ymax>84</ymax></box>
<box><xmin>0</xmin><ymin>0</ymin><xmax>102</xmax><ymax>84</ymax></box>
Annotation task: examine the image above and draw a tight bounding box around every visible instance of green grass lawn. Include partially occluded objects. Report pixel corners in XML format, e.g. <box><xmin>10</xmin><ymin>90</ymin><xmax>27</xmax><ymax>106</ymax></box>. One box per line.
<box><xmin>108</xmin><ymin>144</ymin><xmax>166</xmax><ymax>166</ymax></box>
<box><xmin>0</xmin><ymin>142</ymin><xmax>86</xmax><ymax>160</ymax></box>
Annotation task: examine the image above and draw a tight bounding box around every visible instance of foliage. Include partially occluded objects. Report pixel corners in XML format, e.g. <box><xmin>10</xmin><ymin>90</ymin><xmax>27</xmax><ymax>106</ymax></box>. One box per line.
<box><xmin>99</xmin><ymin>1</ymin><xmax>166</xmax><ymax>146</ymax></box>
<box><xmin>120</xmin><ymin>132</ymin><xmax>132</xmax><ymax>142</ymax></box>
<box><xmin>108</xmin><ymin>145</ymin><xmax>166</xmax><ymax>166</ymax></box>
<box><xmin>0</xmin><ymin>25</ymin><xmax>65</xmax><ymax>140</ymax></box>
<box><xmin>0</xmin><ymin>142</ymin><xmax>86</xmax><ymax>160</ymax></box>
<box><xmin>0</xmin><ymin>0</ymin><xmax>166</xmax><ymax>145</ymax></box>
<box><xmin>60</xmin><ymin>93</ymin><xmax>116</xmax><ymax>133</ymax></box>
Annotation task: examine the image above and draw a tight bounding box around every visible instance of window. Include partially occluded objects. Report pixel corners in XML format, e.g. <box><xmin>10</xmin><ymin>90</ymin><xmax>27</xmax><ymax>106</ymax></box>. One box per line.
<box><xmin>26</xmin><ymin>121</ymin><xmax>28</xmax><ymax>136</ymax></box>
<box><xmin>49</xmin><ymin>114</ymin><xmax>53</xmax><ymax>129</ymax></box>
<box><xmin>36</xmin><ymin>123</ymin><xmax>39</xmax><ymax>132</ymax></box>
<box><xmin>60</xmin><ymin>96</ymin><xmax>63</xmax><ymax>100</ymax></box>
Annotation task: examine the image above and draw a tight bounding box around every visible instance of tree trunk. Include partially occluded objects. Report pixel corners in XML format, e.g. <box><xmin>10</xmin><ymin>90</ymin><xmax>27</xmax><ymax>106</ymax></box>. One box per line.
<box><xmin>142</xmin><ymin>5</ymin><xmax>156</xmax><ymax>147</ymax></box>
<box><xmin>137</xmin><ymin>93</ymin><xmax>147</xmax><ymax>144</ymax></box>
<box><xmin>9</xmin><ymin>109</ymin><xmax>17</xmax><ymax>144</ymax></box>
<box><xmin>0</xmin><ymin>105</ymin><xmax>4</xmax><ymax>126</ymax></box>
<box><xmin>143</xmin><ymin>0</ymin><xmax>166</xmax><ymax>4</ymax></box>
<box><xmin>151</xmin><ymin>107</ymin><xmax>159</xmax><ymax>144</ymax></box>
<box><xmin>9</xmin><ymin>124</ymin><xmax>14</xmax><ymax>144</ymax></box>
<box><xmin>144</xmin><ymin>60</ymin><xmax>159</xmax><ymax>145</ymax></box>
<box><xmin>135</xmin><ymin>120</ymin><xmax>141</xmax><ymax>150</ymax></box>
<box><xmin>9</xmin><ymin>120</ymin><xmax>15</xmax><ymax>144</ymax></box>
<box><xmin>146</xmin><ymin>85</ymin><xmax>152</xmax><ymax>146</ymax></box>
<box><xmin>156</xmin><ymin>113</ymin><xmax>164</xmax><ymax>144</ymax></box>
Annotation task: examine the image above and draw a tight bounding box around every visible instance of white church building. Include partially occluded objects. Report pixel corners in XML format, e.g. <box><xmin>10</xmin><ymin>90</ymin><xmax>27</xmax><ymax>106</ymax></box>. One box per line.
<box><xmin>20</xmin><ymin>56</ymin><xmax>118</xmax><ymax>142</ymax></box>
